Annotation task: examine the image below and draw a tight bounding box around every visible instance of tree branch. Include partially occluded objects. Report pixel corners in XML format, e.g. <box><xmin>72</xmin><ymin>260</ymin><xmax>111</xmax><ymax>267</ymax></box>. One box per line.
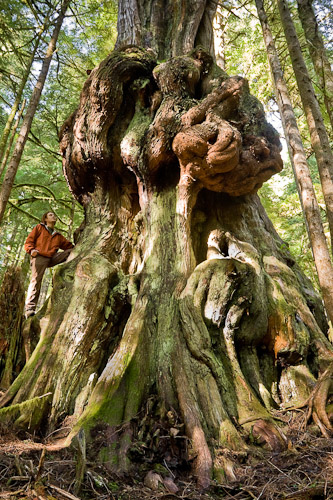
<box><xmin>27</xmin><ymin>132</ymin><xmax>62</xmax><ymax>160</ymax></box>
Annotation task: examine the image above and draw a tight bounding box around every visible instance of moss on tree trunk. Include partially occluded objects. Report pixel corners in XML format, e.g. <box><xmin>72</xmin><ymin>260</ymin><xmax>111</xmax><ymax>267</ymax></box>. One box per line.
<box><xmin>0</xmin><ymin>265</ymin><xmax>27</xmax><ymax>389</ymax></box>
<box><xmin>1</xmin><ymin>46</ymin><xmax>332</xmax><ymax>488</ymax></box>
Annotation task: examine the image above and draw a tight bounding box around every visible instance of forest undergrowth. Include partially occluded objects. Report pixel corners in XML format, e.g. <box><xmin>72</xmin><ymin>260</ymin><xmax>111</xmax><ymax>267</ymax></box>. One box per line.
<box><xmin>0</xmin><ymin>411</ymin><xmax>332</xmax><ymax>500</ymax></box>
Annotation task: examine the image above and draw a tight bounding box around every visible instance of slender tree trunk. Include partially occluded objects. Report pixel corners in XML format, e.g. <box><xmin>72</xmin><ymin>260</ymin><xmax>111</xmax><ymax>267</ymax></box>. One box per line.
<box><xmin>1</xmin><ymin>224</ymin><xmax>16</xmax><ymax>269</ymax></box>
<box><xmin>0</xmin><ymin>99</ymin><xmax>26</xmax><ymax>179</ymax></box>
<box><xmin>13</xmin><ymin>241</ymin><xmax>24</xmax><ymax>267</ymax></box>
<box><xmin>255</xmin><ymin>0</ymin><xmax>333</xmax><ymax>324</ymax></box>
<box><xmin>276</xmin><ymin>0</ymin><xmax>333</xmax><ymax>248</ymax></box>
<box><xmin>296</xmin><ymin>0</ymin><xmax>333</xmax><ymax>130</ymax></box>
<box><xmin>0</xmin><ymin>0</ymin><xmax>71</xmax><ymax>225</ymax></box>
<box><xmin>214</xmin><ymin>6</ymin><xmax>227</xmax><ymax>70</ymax></box>
<box><xmin>0</xmin><ymin>35</ymin><xmax>41</xmax><ymax>165</ymax></box>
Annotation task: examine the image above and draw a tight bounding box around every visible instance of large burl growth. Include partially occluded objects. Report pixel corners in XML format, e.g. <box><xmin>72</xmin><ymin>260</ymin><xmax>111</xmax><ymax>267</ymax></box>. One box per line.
<box><xmin>1</xmin><ymin>47</ymin><xmax>333</xmax><ymax>487</ymax></box>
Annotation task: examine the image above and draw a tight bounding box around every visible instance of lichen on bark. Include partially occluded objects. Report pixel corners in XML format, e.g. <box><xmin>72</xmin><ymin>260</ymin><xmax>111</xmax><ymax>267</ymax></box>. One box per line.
<box><xmin>1</xmin><ymin>44</ymin><xmax>332</xmax><ymax>488</ymax></box>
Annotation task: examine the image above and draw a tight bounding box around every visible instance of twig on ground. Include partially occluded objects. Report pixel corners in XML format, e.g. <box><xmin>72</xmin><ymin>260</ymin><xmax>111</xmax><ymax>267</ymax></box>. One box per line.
<box><xmin>35</xmin><ymin>448</ymin><xmax>46</xmax><ymax>482</ymax></box>
<box><xmin>266</xmin><ymin>459</ymin><xmax>303</xmax><ymax>486</ymax></box>
<box><xmin>0</xmin><ymin>488</ymin><xmax>25</xmax><ymax>498</ymax></box>
<box><xmin>48</xmin><ymin>483</ymin><xmax>81</xmax><ymax>500</ymax></box>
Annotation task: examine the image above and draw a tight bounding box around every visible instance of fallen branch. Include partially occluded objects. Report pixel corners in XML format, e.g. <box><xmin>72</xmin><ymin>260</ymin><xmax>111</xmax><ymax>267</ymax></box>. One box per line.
<box><xmin>48</xmin><ymin>484</ymin><xmax>82</xmax><ymax>500</ymax></box>
<box><xmin>0</xmin><ymin>489</ymin><xmax>25</xmax><ymax>498</ymax></box>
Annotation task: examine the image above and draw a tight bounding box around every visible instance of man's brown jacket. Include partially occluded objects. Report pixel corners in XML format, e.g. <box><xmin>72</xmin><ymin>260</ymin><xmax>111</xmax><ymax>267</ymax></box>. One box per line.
<box><xmin>24</xmin><ymin>224</ymin><xmax>73</xmax><ymax>258</ymax></box>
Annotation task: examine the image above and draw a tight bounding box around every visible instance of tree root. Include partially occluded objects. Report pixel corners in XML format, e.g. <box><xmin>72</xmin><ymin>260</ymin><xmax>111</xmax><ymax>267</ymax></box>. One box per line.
<box><xmin>305</xmin><ymin>364</ymin><xmax>333</xmax><ymax>435</ymax></box>
<box><xmin>175</xmin><ymin>372</ymin><xmax>213</xmax><ymax>489</ymax></box>
<box><xmin>249</xmin><ymin>419</ymin><xmax>287</xmax><ymax>451</ymax></box>
<box><xmin>0</xmin><ymin>393</ymin><xmax>52</xmax><ymax>428</ymax></box>
<box><xmin>283</xmin><ymin>364</ymin><xmax>333</xmax><ymax>436</ymax></box>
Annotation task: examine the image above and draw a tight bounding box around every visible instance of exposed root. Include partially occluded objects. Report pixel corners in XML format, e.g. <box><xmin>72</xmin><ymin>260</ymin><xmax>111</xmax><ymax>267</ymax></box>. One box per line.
<box><xmin>250</xmin><ymin>419</ymin><xmax>287</xmax><ymax>451</ymax></box>
<box><xmin>175</xmin><ymin>359</ymin><xmax>213</xmax><ymax>489</ymax></box>
<box><xmin>64</xmin><ymin>293</ymin><xmax>149</xmax><ymax>441</ymax></box>
<box><xmin>0</xmin><ymin>393</ymin><xmax>52</xmax><ymax>428</ymax></box>
<box><xmin>312</xmin><ymin>378</ymin><xmax>332</xmax><ymax>431</ymax></box>
<box><xmin>304</xmin><ymin>364</ymin><xmax>333</xmax><ymax>436</ymax></box>
<box><xmin>280</xmin><ymin>364</ymin><xmax>333</xmax><ymax>437</ymax></box>
<box><xmin>312</xmin><ymin>411</ymin><xmax>330</xmax><ymax>439</ymax></box>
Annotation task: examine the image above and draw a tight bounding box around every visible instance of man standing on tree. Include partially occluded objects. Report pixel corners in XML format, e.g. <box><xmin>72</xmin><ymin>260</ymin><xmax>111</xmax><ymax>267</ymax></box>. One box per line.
<box><xmin>24</xmin><ymin>211</ymin><xmax>74</xmax><ymax>318</ymax></box>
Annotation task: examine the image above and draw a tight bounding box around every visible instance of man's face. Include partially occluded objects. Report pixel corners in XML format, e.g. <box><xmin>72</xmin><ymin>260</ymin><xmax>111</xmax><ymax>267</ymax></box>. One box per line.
<box><xmin>45</xmin><ymin>212</ymin><xmax>57</xmax><ymax>225</ymax></box>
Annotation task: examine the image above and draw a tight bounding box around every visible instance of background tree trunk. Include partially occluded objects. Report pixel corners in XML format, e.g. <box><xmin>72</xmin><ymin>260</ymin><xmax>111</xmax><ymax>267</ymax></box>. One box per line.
<box><xmin>0</xmin><ymin>266</ymin><xmax>26</xmax><ymax>389</ymax></box>
<box><xmin>0</xmin><ymin>0</ymin><xmax>333</xmax><ymax>489</ymax></box>
<box><xmin>0</xmin><ymin>0</ymin><xmax>71</xmax><ymax>224</ymax></box>
<box><xmin>255</xmin><ymin>0</ymin><xmax>333</xmax><ymax>324</ymax></box>
<box><xmin>214</xmin><ymin>6</ymin><xmax>227</xmax><ymax>70</ymax></box>
<box><xmin>0</xmin><ymin>33</ymin><xmax>41</xmax><ymax>166</ymax></box>
<box><xmin>0</xmin><ymin>99</ymin><xmax>26</xmax><ymax>178</ymax></box>
<box><xmin>276</xmin><ymin>0</ymin><xmax>333</xmax><ymax>248</ymax></box>
<box><xmin>296</xmin><ymin>0</ymin><xmax>333</xmax><ymax>130</ymax></box>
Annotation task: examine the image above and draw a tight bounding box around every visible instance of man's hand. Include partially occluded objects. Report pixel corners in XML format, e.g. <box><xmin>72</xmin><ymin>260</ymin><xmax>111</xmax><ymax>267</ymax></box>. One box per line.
<box><xmin>31</xmin><ymin>249</ymin><xmax>38</xmax><ymax>257</ymax></box>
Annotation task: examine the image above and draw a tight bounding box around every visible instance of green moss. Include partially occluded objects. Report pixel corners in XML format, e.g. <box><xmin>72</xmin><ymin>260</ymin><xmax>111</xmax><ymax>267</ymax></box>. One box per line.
<box><xmin>107</xmin><ymin>481</ymin><xmax>119</xmax><ymax>491</ymax></box>
<box><xmin>213</xmin><ymin>467</ymin><xmax>226</xmax><ymax>484</ymax></box>
<box><xmin>0</xmin><ymin>393</ymin><xmax>51</xmax><ymax>428</ymax></box>
<box><xmin>99</xmin><ymin>444</ymin><xmax>118</xmax><ymax>467</ymax></box>
<box><xmin>80</xmin><ymin>347</ymin><xmax>148</xmax><ymax>434</ymax></box>
<box><xmin>80</xmin><ymin>385</ymin><xmax>126</xmax><ymax>431</ymax></box>
<box><xmin>131</xmin><ymin>77</ymin><xmax>151</xmax><ymax>91</ymax></box>
<box><xmin>0</xmin><ymin>335</ymin><xmax>51</xmax><ymax>406</ymax></box>
<box><xmin>218</xmin><ymin>418</ymin><xmax>246</xmax><ymax>451</ymax></box>
<box><xmin>153</xmin><ymin>463</ymin><xmax>169</xmax><ymax>475</ymax></box>
<box><xmin>265</xmin><ymin>277</ymin><xmax>295</xmax><ymax>318</ymax></box>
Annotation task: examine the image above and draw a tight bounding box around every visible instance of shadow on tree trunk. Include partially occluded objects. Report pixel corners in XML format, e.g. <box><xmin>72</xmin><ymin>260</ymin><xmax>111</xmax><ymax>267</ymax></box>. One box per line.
<box><xmin>0</xmin><ymin>46</ymin><xmax>332</xmax><ymax>488</ymax></box>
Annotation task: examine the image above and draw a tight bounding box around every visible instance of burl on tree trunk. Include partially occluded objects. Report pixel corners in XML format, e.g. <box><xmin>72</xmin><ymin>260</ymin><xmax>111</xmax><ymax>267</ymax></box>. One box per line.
<box><xmin>1</xmin><ymin>47</ymin><xmax>333</xmax><ymax>487</ymax></box>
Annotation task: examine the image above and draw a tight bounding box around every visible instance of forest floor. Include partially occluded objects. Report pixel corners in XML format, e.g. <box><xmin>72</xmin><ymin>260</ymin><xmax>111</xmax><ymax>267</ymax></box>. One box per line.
<box><xmin>0</xmin><ymin>411</ymin><xmax>332</xmax><ymax>500</ymax></box>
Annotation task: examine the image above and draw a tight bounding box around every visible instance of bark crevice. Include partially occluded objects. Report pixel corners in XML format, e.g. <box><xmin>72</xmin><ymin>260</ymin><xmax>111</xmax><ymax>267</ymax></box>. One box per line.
<box><xmin>1</xmin><ymin>45</ymin><xmax>333</xmax><ymax>488</ymax></box>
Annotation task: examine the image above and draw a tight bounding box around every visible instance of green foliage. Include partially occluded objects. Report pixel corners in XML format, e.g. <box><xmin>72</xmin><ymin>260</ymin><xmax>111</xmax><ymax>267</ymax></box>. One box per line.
<box><xmin>0</xmin><ymin>0</ymin><xmax>118</xmax><ymax>276</ymax></box>
<box><xmin>313</xmin><ymin>0</ymin><xmax>332</xmax><ymax>55</ymax></box>
<box><xmin>259</xmin><ymin>157</ymin><xmax>329</xmax><ymax>290</ymax></box>
<box><xmin>220</xmin><ymin>1</ymin><xmax>275</xmax><ymax>110</ymax></box>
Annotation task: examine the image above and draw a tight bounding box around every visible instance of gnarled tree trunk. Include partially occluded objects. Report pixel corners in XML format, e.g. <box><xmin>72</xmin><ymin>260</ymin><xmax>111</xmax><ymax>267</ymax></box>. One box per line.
<box><xmin>0</xmin><ymin>0</ymin><xmax>333</xmax><ymax>488</ymax></box>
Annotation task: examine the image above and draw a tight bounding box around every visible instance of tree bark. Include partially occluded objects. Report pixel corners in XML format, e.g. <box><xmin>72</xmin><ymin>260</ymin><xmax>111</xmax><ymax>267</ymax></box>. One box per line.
<box><xmin>0</xmin><ymin>266</ymin><xmax>26</xmax><ymax>389</ymax></box>
<box><xmin>276</xmin><ymin>0</ymin><xmax>333</xmax><ymax>248</ymax></box>
<box><xmin>0</xmin><ymin>0</ymin><xmax>333</xmax><ymax>489</ymax></box>
<box><xmin>0</xmin><ymin>33</ymin><xmax>41</xmax><ymax>166</ymax></box>
<box><xmin>255</xmin><ymin>0</ymin><xmax>333</xmax><ymax>324</ymax></box>
<box><xmin>115</xmin><ymin>0</ymin><xmax>217</xmax><ymax>59</ymax></box>
<box><xmin>214</xmin><ymin>6</ymin><xmax>227</xmax><ymax>70</ymax></box>
<box><xmin>0</xmin><ymin>0</ymin><xmax>71</xmax><ymax>225</ymax></box>
<box><xmin>0</xmin><ymin>99</ymin><xmax>26</xmax><ymax>178</ymax></box>
<box><xmin>296</xmin><ymin>0</ymin><xmax>333</xmax><ymax>130</ymax></box>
